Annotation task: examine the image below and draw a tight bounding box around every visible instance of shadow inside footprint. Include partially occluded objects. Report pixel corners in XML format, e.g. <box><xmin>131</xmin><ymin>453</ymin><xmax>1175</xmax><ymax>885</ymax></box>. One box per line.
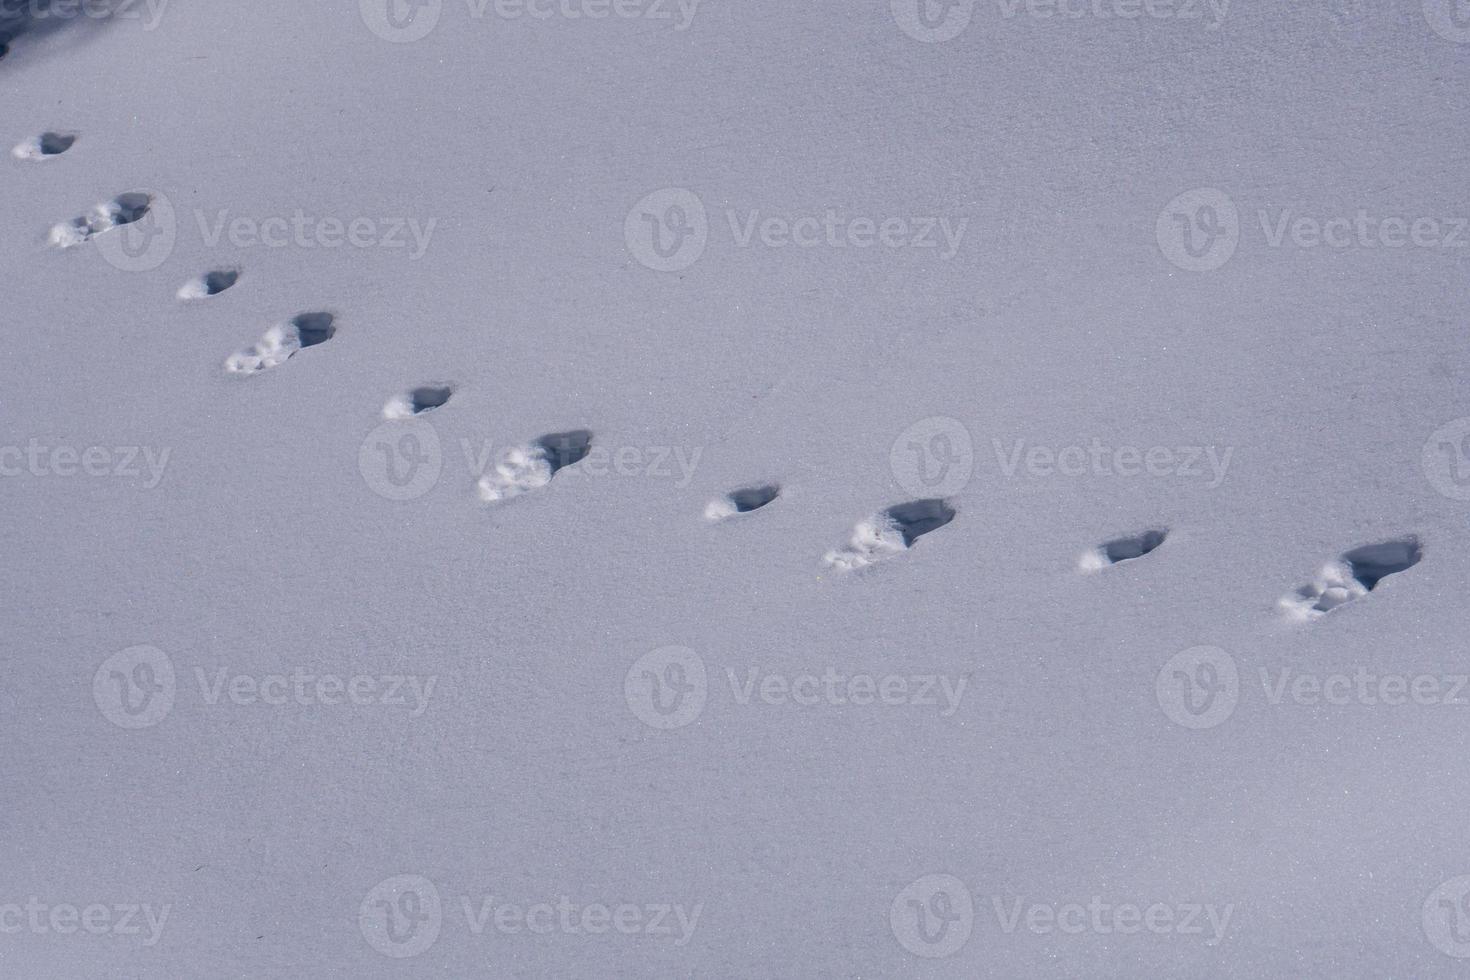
<box><xmin>203</xmin><ymin>269</ymin><xmax>239</xmax><ymax>294</ymax></box>
<box><xmin>535</xmin><ymin>430</ymin><xmax>593</xmax><ymax>474</ymax></box>
<box><xmin>1104</xmin><ymin>529</ymin><xmax>1168</xmax><ymax>564</ymax></box>
<box><xmin>111</xmin><ymin>192</ymin><xmax>151</xmax><ymax>225</ymax></box>
<box><xmin>178</xmin><ymin>268</ymin><xmax>240</xmax><ymax>301</ymax></box>
<box><xmin>15</xmin><ymin>131</ymin><xmax>75</xmax><ymax>159</ymax></box>
<box><xmin>408</xmin><ymin>386</ymin><xmax>453</xmax><ymax>414</ymax></box>
<box><xmin>885</xmin><ymin>499</ymin><xmax>956</xmax><ymax>547</ymax></box>
<box><xmin>38</xmin><ymin>131</ymin><xmax>74</xmax><ymax>155</ymax></box>
<box><xmin>729</xmin><ymin>484</ymin><xmax>780</xmax><ymax>513</ymax></box>
<box><xmin>1343</xmin><ymin>538</ymin><xmax>1421</xmax><ymax>591</ymax></box>
<box><xmin>292</xmin><ymin>312</ymin><xmax>335</xmax><ymax>348</ymax></box>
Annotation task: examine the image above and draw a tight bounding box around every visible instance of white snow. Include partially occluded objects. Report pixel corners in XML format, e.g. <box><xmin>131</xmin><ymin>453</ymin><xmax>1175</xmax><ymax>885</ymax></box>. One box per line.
<box><xmin>475</xmin><ymin>442</ymin><xmax>556</xmax><ymax>503</ymax></box>
<box><xmin>4</xmin><ymin>1</ymin><xmax>1469</xmax><ymax>977</ymax></box>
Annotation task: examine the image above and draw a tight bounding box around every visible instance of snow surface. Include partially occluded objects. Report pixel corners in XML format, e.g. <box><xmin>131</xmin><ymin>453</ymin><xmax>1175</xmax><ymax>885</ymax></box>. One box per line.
<box><xmin>4</xmin><ymin>0</ymin><xmax>1470</xmax><ymax>976</ymax></box>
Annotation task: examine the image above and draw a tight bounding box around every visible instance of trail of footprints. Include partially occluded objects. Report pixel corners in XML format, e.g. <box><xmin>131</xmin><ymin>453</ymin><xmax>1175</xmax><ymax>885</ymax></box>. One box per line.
<box><xmin>21</xmin><ymin>134</ymin><xmax>1427</xmax><ymax>618</ymax></box>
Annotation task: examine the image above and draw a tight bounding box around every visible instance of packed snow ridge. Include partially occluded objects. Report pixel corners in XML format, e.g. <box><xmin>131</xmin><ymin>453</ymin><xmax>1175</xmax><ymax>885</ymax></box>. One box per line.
<box><xmin>824</xmin><ymin>499</ymin><xmax>956</xmax><ymax>571</ymax></box>
<box><xmin>477</xmin><ymin>430</ymin><xmax>593</xmax><ymax>504</ymax></box>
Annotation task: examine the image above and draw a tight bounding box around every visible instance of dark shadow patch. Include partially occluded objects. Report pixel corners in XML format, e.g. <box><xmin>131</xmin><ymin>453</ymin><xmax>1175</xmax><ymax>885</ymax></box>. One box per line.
<box><xmin>37</xmin><ymin>131</ymin><xmax>74</xmax><ymax>155</ymax></box>
<box><xmin>291</xmin><ymin>312</ymin><xmax>335</xmax><ymax>348</ymax></box>
<box><xmin>110</xmin><ymin>192</ymin><xmax>150</xmax><ymax>225</ymax></box>
<box><xmin>535</xmin><ymin>430</ymin><xmax>593</xmax><ymax>474</ymax></box>
<box><xmin>884</xmin><ymin>499</ymin><xmax>956</xmax><ymax>547</ymax></box>
<box><xmin>202</xmin><ymin>269</ymin><xmax>239</xmax><ymax>295</ymax></box>
<box><xmin>1344</xmin><ymin>538</ymin><xmax>1421</xmax><ymax>591</ymax></box>
<box><xmin>1103</xmin><ymin>529</ymin><xmax>1168</xmax><ymax>565</ymax></box>
<box><xmin>409</xmin><ymin>386</ymin><xmax>453</xmax><ymax>414</ymax></box>
<box><xmin>728</xmin><ymin>484</ymin><xmax>780</xmax><ymax>513</ymax></box>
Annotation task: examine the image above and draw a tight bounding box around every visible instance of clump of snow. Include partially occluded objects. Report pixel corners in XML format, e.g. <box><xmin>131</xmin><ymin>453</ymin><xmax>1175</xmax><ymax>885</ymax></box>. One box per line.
<box><xmin>177</xmin><ymin>269</ymin><xmax>239</xmax><ymax>301</ymax></box>
<box><xmin>824</xmin><ymin>514</ymin><xmax>910</xmax><ymax>571</ymax></box>
<box><xmin>477</xmin><ymin>444</ymin><xmax>555</xmax><ymax>503</ymax></box>
<box><xmin>224</xmin><ymin>313</ymin><xmax>335</xmax><ymax>376</ymax></box>
<box><xmin>1279</xmin><ymin>560</ymin><xmax>1369</xmax><ymax>620</ymax></box>
<box><xmin>224</xmin><ymin>324</ymin><xmax>299</xmax><ymax>376</ymax></box>
<box><xmin>47</xmin><ymin>192</ymin><xmax>149</xmax><ymax>248</ymax></box>
<box><xmin>383</xmin><ymin>385</ymin><xmax>453</xmax><ymax>420</ymax></box>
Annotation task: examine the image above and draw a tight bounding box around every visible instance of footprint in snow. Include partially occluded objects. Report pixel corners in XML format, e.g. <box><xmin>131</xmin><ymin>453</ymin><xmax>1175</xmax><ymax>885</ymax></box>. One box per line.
<box><xmin>177</xmin><ymin>268</ymin><xmax>240</xmax><ymax>301</ymax></box>
<box><xmin>224</xmin><ymin>312</ymin><xmax>336</xmax><ymax>376</ymax></box>
<box><xmin>824</xmin><ymin>499</ymin><xmax>955</xmax><ymax>571</ymax></box>
<box><xmin>1279</xmin><ymin>537</ymin><xmax>1421</xmax><ymax>620</ymax></box>
<box><xmin>705</xmin><ymin>483</ymin><xmax>780</xmax><ymax>521</ymax></box>
<box><xmin>48</xmin><ymin>192</ymin><xmax>150</xmax><ymax>248</ymax></box>
<box><xmin>1079</xmin><ymin>529</ymin><xmax>1168</xmax><ymax>572</ymax></box>
<box><xmin>477</xmin><ymin>430</ymin><xmax>593</xmax><ymax>504</ymax></box>
<box><xmin>13</xmin><ymin>131</ymin><xmax>75</xmax><ymax>161</ymax></box>
<box><xmin>383</xmin><ymin>385</ymin><xmax>453</xmax><ymax>420</ymax></box>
